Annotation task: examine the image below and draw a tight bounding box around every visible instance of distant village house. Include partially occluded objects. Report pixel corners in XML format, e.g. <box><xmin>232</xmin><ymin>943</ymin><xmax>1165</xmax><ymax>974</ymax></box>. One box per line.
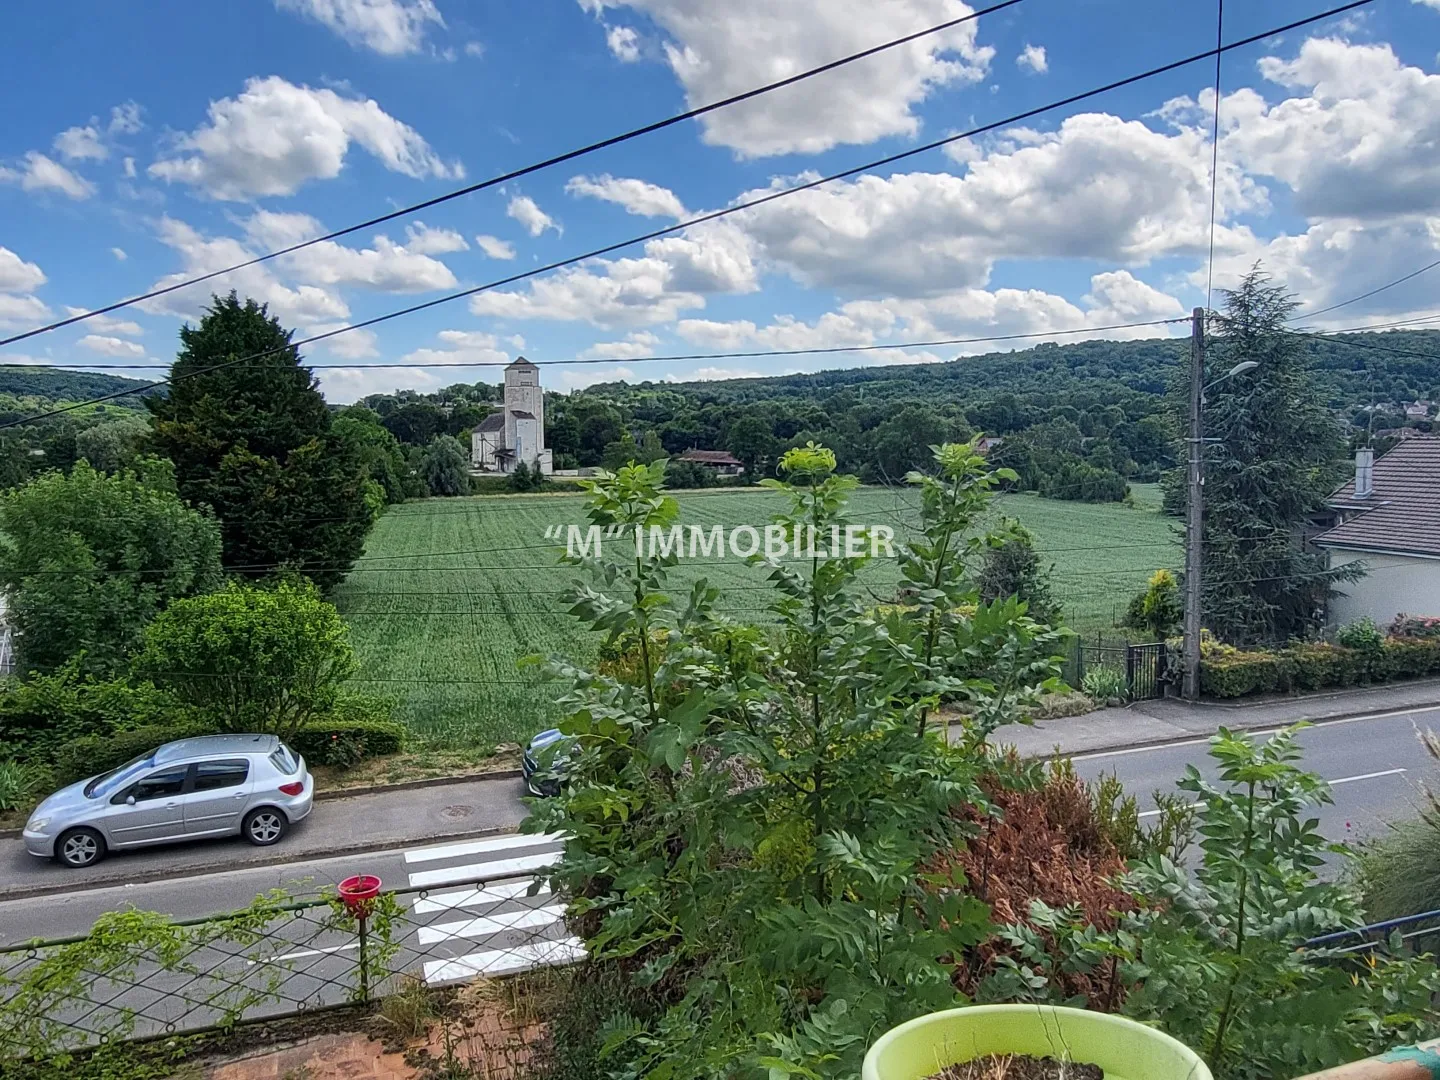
<box><xmin>471</xmin><ymin>357</ymin><xmax>553</xmax><ymax>475</ymax></box>
<box><xmin>676</xmin><ymin>449</ymin><xmax>745</xmax><ymax>477</ymax></box>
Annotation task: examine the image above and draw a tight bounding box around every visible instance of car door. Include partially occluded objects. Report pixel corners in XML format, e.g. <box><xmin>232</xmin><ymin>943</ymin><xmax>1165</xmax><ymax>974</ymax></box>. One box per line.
<box><xmin>104</xmin><ymin>764</ymin><xmax>191</xmax><ymax>847</ymax></box>
<box><xmin>184</xmin><ymin>759</ymin><xmax>253</xmax><ymax>836</ymax></box>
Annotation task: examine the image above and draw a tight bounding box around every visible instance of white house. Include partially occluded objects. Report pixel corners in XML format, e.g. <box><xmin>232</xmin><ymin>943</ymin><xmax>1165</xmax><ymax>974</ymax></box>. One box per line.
<box><xmin>1313</xmin><ymin>436</ymin><xmax>1440</xmax><ymax>627</ymax></box>
<box><xmin>471</xmin><ymin>357</ymin><xmax>553</xmax><ymax>475</ymax></box>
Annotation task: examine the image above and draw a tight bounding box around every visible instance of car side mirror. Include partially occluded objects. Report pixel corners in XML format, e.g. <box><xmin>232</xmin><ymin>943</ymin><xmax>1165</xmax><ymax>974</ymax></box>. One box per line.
<box><xmin>125</xmin><ymin>795</ymin><xmax>136</xmax><ymax>806</ymax></box>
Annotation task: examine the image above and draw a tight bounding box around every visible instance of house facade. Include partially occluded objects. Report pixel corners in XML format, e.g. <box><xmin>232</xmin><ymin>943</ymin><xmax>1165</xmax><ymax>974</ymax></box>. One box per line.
<box><xmin>472</xmin><ymin>357</ymin><xmax>553</xmax><ymax>475</ymax></box>
<box><xmin>676</xmin><ymin>449</ymin><xmax>745</xmax><ymax>476</ymax></box>
<box><xmin>1313</xmin><ymin>436</ymin><xmax>1440</xmax><ymax>627</ymax></box>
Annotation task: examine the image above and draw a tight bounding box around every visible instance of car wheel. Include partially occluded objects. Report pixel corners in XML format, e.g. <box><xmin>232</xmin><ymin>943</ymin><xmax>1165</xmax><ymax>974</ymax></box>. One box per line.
<box><xmin>242</xmin><ymin>807</ymin><xmax>288</xmax><ymax>846</ymax></box>
<box><xmin>56</xmin><ymin>827</ymin><xmax>106</xmax><ymax>868</ymax></box>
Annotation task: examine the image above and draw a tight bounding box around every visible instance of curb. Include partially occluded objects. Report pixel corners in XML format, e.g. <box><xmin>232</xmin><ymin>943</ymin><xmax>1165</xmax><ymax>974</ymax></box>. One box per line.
<box><xmin>0</xmin><ymin>823</ymin><xmax>519</xmax><ymax>904</ymax></box>
<box><xmin>1021</xmin><ymin>698</ymin><xmax>1440</xmax><ymax>760</ymax></box>
<box><xmin>0</xmin><ymin>768</ymin><xmax>525</xmax><ymax>842</ymax></box>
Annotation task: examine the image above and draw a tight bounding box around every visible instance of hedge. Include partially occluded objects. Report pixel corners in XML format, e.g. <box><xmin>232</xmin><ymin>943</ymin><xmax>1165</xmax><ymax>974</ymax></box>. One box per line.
<box><xmin>52</xmin><ymin>716</ymin><xmax>408</xmax><ymax>785</ymax></box>
<box><xmin>1200</xmin><ymin>637</ymin><xmax>1440</xmax><ymax>699</ymax></box>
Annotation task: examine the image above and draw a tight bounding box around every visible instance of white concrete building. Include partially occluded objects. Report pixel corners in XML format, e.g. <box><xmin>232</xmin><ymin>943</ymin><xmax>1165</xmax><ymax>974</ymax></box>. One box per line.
<box><xmin>471</xmin><ymin>357</ymin><xmax>553</xmax><ymax>474</ymax></box>
<box><xmin>1314</xmin><ymin>436</ymin><xmax>1440</xmax><ymax>627</ymax></box>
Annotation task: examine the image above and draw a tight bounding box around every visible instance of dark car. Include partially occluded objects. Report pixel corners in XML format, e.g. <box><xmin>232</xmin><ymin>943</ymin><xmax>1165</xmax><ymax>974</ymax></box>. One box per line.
<box><xmin>522</xmin><ymin>729</ymin><xmax>576</xmax><ymax>796</ymax></box>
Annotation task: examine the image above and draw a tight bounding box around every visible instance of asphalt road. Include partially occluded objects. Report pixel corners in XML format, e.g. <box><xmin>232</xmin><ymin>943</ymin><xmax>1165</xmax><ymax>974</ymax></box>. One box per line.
<box><xmin>4</xmin><ymin>706</ymin><xmax>1439</xmax><ymax>946</ymax></box>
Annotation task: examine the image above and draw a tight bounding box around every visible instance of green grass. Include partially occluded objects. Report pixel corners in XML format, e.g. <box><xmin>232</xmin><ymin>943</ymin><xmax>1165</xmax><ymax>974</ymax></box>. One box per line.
<box><xmin>334</xmin><ymin>485</ymin><xmax>1178</xmax><ymax>748</ymax></box>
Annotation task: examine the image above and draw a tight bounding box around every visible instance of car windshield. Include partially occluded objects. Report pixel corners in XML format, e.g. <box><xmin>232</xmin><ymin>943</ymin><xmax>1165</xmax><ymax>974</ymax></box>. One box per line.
<box><xmin>84</xmin><ymin>753</ymin><xmax>157</xmax><ymax>798</ymax></box>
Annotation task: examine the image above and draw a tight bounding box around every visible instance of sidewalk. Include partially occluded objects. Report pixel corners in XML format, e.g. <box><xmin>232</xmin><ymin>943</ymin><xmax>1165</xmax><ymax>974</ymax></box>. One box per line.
<box><xmin>988</xmin><ymin>677</ymin><xmax>1440</xmax><ymax>759</ymax></box>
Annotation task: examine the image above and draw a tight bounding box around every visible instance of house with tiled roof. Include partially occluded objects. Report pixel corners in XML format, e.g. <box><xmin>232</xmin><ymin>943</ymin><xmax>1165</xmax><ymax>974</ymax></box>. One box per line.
<box><xmin>676</xmin><ymin>448</ymin><xmax>745</xmax><ymax>476</ymax></box>
<box><xmin>1313</xmin><ymin>435</ymin><xmax>1440</xmax><ymax>627</ymax></box>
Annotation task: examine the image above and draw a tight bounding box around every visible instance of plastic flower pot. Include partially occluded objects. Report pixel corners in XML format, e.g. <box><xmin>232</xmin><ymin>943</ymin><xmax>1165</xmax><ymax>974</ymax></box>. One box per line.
<box><xmin>338</xmin><ymin>874</ymin><xmax>383</xmax><ymax>918</ymax></box>
<box><xmin>862</xmin><ymin>1005</ymin><xmax>1212</xmax><ymax>1080</ymax></box>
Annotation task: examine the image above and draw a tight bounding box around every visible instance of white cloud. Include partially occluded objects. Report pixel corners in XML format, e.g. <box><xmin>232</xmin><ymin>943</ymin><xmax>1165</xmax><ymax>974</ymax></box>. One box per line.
<box><xmin>469</xmin><ymin>218</ymin><xmax>756</xmax><ymax>328</ymax></box>
<box><xmin>122</xmin><ymin>157</ymin><xmax>136</xmax><ymax>179</ymax></box>
<box><xmin>141</xmin><ymin>216</ymin><xmax>350</xmax><ymax>327</ymax></box>
<box><xmin>111</xmin><ymin>247</ymin><xmax>128</xmax><ymax>261</ymax></box>
<box><xmin>54</xmin><ymin>125</ymin><xmax>107</xmax><ymax>162</ymax></box>
<box><xmin>244</xmin><ymin>210</ymin><xmax>459</xmax><ymax>293</ymax></box>
<box><xmin>318</xmin><ymin>365</ymin><xmax>444</xmax><ymax>402</ymax></box>
<box><xmin>464</xmin><ymin>41</ymin><xmax>485</xmax><ymax>57</ymax></box>
<box><xmin>64</xmin><ymin>308</ymin><xmax>143</xmax><ymax>337</ymax></box>
<box><xmin>734</xmin><ymin>111</ymin><xmax>1260</xmax><ymax>297</ymax></box>
<box><xmin>506</xmin><ymin>195</ymin><xmax>560</xmax><ymax>236</ymax></box>
<box><xmin>0</xmin><ymin>248</ymin><xmax>46</xmax><ymax>293</ymax></box>
<box><xmin>1212</xmin><ymin>38</ymin><xmax>1440</xmax><ymax>221</ymax></box>
<box><xmin>275</xmin><ymin>0</ymin><xmax>445</xmax><ymax>55</ymax></box>
<box><xmin>109</xmin><ymin>102</ymin><xmax>143</xmax><ymax>135</ymax></box>
<box><xmin>667</xmin><ymin>366</ymin><xmax>765</xmax><ymax>381</ymax></box>
<box><xmin>475</xmin><ymin>234</ymin><xmax>517</xmax><ymax>259</ymax></box>
<box><xmin>576</xmin><ymin>0</ymin><xmax>994</xmax><ymax>157</ymax></box>
<box><xmin>399</xmin><ymin>328</ymin><xmax>512</xmax><ymax>367</ymax></box>
<box><xmin>566</xmin><ymin>173</ymin><xmax>686</xmax><ymax>218</ymax></box>
<box><xmin>312</xmin><ymin>325</ymin><xmax>381</xmax><ymax>359</ymax></box>
<box><xmin>77</xmin><ymin>334</ymin><xmax>146</xmax><ymax>359</ymax></box>
<box><xmin>579</xmin><ymin>331</ymin><xmax>660</xmax><ymax>359</ymax></box>
<box><xmin>1016</xmin><ymin>44</ymin><xmax>1047</xmax><ymax>74</ymax></box>
<box><xmin>0</xmin><ymin>151</ymin><xmax>95</xmax><ymax>200</ymax></box>
<box><xmin>605</xmin><ymin>24</ymin><xmax>640</xmax><ymax>61</ymax></box>
<box><xmin>0</xmin><ymin>294</ymin><xmax>51</xmax><ymax>329</ymax></box>
<box><xmin>557</xmin><ymin>364</ymin><xmax>636</xmax><ymax>390</ymax></box>
<box><xmin>149</xmin><ymin>76</ymin><xmax>462</xmax><ymax>200</ymax></box>
<box><xmin>404</xmin><ymin>221</ymin><xmax>469</xmax><ymax>254</ymax></box>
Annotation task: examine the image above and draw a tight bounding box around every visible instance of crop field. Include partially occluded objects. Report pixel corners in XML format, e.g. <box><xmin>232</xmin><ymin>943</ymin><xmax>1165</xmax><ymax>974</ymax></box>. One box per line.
<box><xmin>332</xmin><ymin>485</ymin><xmax>1177</xmax><ymax>748</ymax></box>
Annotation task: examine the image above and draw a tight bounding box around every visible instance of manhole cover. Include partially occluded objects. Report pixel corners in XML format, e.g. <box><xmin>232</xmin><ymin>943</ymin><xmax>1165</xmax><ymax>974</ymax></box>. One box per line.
<box><xmin>439</xmin><ymin>804</ymin><xmax>474</xmax><ymax>821</ymax></box>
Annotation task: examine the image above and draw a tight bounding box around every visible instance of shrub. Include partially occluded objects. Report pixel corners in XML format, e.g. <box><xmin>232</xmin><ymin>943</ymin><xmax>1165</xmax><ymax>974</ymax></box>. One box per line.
<box><xmin>975</xmin><ymin>522</ymin><xmax>1059</xmax><ymax>625</ymax></box>
<box><xmin>1201</xmin><ymin>637</ymin><xmax>1440</xmax><ymax>698</ymax></box>
<box><xmin>0</xmin><ymin>759</ymin><xmax>47</xmax><ymax>812</ymax></box>
<box><xmin>54</xmin><ymin>720</ymin><xmax>209</xmax><ymax>786</ymax></box>
<box><xmin>0</xmin><ymin>665</ymin><xmax>191</xmax><ymax>763</ymax></box>
<box><xmin>289</xmin><ymin>715</ymin><xmax>406</xmax><ymax>766</ymax></box>
<box><xmin>1391</xmin><ymin>613</ymin><xmax>1440</xmax><ymax>640</ymax></box>
<box><xmin>1336</xmin><ymin>616</ymin><xmax>1384</xmax><ymax>651</ymax></box>
<box><xmin>1082</xmin><ymin>665</ymin><xmax>1127</xmax><ymax>702</ymax></box>
<box><xmin>1122</xmin><ymin>569</ymin><xmax>1183</xmax><ymax>641</ymax></box>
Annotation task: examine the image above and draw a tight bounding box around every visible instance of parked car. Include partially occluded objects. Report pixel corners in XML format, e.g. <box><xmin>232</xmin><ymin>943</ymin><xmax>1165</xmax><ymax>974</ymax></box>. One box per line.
<box><xmin>23</xmin><ymin>733</ymin><xmax>313</xmax><ymax>868</ymax></box>
<box><xmin>522</xmin><ymin>729</ymin><xmax>575</xmax><ymax>796</ymax></box>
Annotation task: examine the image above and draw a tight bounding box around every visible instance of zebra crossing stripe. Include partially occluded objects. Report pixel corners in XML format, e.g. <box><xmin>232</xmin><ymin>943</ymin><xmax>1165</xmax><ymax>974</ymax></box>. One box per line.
<box><xmin>407</xmin><ymin>849</ymin><xmax>560</xmax><ymax>889</ymax></box>
<box><xmin>422</xmin><ymin>936</ymin><xmax>586</xmax><ymax>985</ymax></box>
<box><xmin>416</xmin><ymin>903</ymin><xmax>566</xmax><ymax>946</ymax></box>
<box><xmin>404</xmin><ymin>832</ymin><xmax>567</xmax><ymax>865</ymax></box>
<box><xmin>410</xmin><ymin>878</ymin><xmax>549</xmax><ymax>915</ymax></box>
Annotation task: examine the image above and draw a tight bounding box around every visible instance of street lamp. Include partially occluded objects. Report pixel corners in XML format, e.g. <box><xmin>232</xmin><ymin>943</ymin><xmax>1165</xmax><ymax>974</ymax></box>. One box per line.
<box><xmin>1182</xmin><ymin>311</ymin><xmax>1259</xmax><ymax>701</ymax></box>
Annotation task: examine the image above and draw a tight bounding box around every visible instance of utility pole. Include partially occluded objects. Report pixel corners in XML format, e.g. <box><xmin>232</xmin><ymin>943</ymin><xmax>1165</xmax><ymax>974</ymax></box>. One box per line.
<box><xmin>1182</xmin><ymin>306</ymin><xmax>1205</xmax><ymax>701</ymax></box>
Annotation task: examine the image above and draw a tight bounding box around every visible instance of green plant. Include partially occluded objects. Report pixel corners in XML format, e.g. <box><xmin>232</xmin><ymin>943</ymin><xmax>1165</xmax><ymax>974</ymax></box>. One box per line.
<box><xmin>380</xmin><ymin>974</ymin><xmax>436</xmax><ymax>1039</ymax></box>
<box><xmin>136</xmin><ymin>579</ymin><xmax>358</xmax><ymax>739</ymax></box>
<box><xmin>1336</xmin><ymin>616</ymin><xmax>1384</xmax><ymax>651</ymax></box>
<box><xmin>0</xmin><ymin>664</ymin><xmax>192</xmax><ymax>763</ymax></box>
<box><xmin>1357</xmin><ymin>727</ymin><xmax>1440</xmax><ymax>921</ymax></box>
<box><xmin>289</xmin><ymin>711</ymin><xmax>406</xmax><ymax>764</ymax></box>
<box><xmin>1081</xmin><ymin>665</ymin><xmax>1126</xmax><ymax>702</ymax></box>
<box><xmin>1391</xmin><ymin>613</ymin><xmax>1440</xmax><ymax>640</ymax></box>
<box><xmin>0</xmin><ymin>759</ymin><xmax>43</xmax><ymax>812</ymax></box>
<box><xmin>524</xmin><ymin>443</ymin><xmax>1068</xmax><ymax>1079</ymax></box>
<box><xmin>53</xmin><ymin>720</ymin><xmax>209</xmax><ymax>786</ymax></box>
<box><xmin>1122</xmin><ymin>569</ymin><xmax>1183</xmax><ymax>641</ymax></box>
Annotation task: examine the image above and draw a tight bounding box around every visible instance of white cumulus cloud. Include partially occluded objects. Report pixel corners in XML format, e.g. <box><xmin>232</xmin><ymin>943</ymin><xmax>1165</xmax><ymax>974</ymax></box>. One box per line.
<box><xmin>506</xmin><ymin>195</ymin><xmax>560</xmax><ymax>236</ymax></box>
<box><xmin>475</xmin><ymin>234</ymin><xmax>516</xmax><ymax>259</ymax></box>
<box><xmin>64</xmin><ymin>308</ymin><xmax>144</xmax><ymax>337</ymax></box>
<box><xmin>275</xmin><ymin>0</ymin><xmax>445</xmax><ymax>55</ymax></box>
<box><xmin>566</xmin><ymin>174</ymin><xmax>686</xmax><ymax>218</ymax></box>
<box><xmin>54</xmin><ymin>125</ymin><xmax>107</xmax><ymax>162</ymax></box>
<box><xmin>0</xmin><ymin>151</ymin><xmax>95</xmax><ymax>200</ymax></box>
<box><xmin>78</xmin><ymin>334</ymin><xmax>146</xmax><ymax>359</ymax></box>
<box><xmin>1016</xmin><ymin>44</ymin><xmax>1047</xmax><ymax>73</ymax></box>
<box><xmin>0</xmin><ymin>248</ymin><xmax>47</xmax><ymax>293</ymax></box>
<box><xmin>579</xmin><ymin>331</ymin><xmax>660</xmax><ymax>359</ymax></box>
<box><xmin>575</xmin><ymin>0</ymin><xmax>994</xmax><ymax>157</ymax></box>
<box><xmin>244</xmin><ymin>210</ymin><xmax>459</xmax><ymax>293</ymax></box>
<box><xmin>403</xmin><ymin>221</ymin><xmax>469</xmax><ymax>254</ymax></box>
<box><xmin>605</xmin><ymin>25</ymin><xmax>640</xmax><ymax>61</ymax></box>
<box><xmin>0</xmin><ymin>295</ymin><xmax>51</xmax><ymax>329</ymax></box>
<box><xmin>149</xmin><ymin>76</ymin><xmax>462</xmax><ymax>200</ymax></box>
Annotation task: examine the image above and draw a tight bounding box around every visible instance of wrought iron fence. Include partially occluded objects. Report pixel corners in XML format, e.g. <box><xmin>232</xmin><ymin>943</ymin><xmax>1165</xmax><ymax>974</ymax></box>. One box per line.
<box><xmin>0</xmin><ymin>860</ymin><xmax>581</xmax><ymax>1066</ymax></box>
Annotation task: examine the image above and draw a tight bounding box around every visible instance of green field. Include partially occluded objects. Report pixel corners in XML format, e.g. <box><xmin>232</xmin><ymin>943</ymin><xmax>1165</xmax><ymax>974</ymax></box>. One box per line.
<box><xmin>332</xmin><ymin>485</ymin><xmax>1177</xmax><ymax>748</ymax></box>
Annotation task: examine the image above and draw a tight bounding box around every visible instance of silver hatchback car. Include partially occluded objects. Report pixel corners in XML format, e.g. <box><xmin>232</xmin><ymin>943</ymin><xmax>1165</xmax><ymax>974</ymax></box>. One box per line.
<box><xmin>23</xmin><ymin>733</ymin><xmax>314</xmax><ymax>868</ymax></box>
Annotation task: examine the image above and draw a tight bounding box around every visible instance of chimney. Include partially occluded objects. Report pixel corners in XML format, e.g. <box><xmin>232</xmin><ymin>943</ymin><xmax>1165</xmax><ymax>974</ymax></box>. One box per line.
<box><xmin>1355</xmin><ymin>447</ymin><xmax>1375</xmax><ymax>499</ymax></box>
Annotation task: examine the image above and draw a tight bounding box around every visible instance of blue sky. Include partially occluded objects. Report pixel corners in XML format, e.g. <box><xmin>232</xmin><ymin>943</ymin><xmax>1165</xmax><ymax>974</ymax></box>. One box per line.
<box><xmin>3</xmin><ymin>0</ymin><xmax>1440</xmax><ymax>402</ymax></box>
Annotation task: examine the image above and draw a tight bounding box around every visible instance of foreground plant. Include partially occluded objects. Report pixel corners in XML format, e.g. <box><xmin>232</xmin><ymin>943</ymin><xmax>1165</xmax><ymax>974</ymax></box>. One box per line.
<box><xmin>527</xmin><ymin>445</ymin><xmax>1060</xmax><ymax>1079</ymax></box>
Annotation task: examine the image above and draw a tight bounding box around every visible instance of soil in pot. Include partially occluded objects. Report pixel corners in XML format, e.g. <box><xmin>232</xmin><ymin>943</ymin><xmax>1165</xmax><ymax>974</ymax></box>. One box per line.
<box><xmin>929</xmin><ymin>1053</ymin><xmax>1104</xmax><ymax>1080</ymax></box>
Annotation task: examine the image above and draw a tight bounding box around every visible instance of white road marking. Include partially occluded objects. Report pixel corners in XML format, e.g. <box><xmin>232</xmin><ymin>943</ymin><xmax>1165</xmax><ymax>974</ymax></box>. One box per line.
<box><xmin>1071</xmin><ymin>704</ymin><xmax>1440</xmax><ymax>763</ymax></box>
<box><xmin>407</xmin><ymin>850</ymin><xmax>560</xmax><ymax>889</ymax></box>
<box><xmin>247</xmin><ymin>941</ymin><xmax>360</xmax><ymax>965</ymax></box>
<box><xmin>411</xmin><ymin>878</ymin><xmax>549</xmax><ymax>915</ymax></box>
<box><xmin>1135</xmin><ymin>767</ymin><xmax>1408</xmax><ymax>817</ymax></box>
<box><xmin>404</xmin><ymin>832</ymin><xmax>566</xmax><ymax>865</ymax></box>
<box><xmin>417</xmin><ymin>903</ymin><xmax>565</xmax><ymax>946</ymax></box>
<box><xmin>422</xmin><ymin>936</ymin><xmax>586</xmax><ymax>985</ymax></box>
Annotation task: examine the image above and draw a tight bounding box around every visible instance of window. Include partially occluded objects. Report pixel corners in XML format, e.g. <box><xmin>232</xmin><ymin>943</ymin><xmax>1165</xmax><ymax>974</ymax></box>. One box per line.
<box><xmin>126</xmin><ymin>766</ymin><xmax>189</xmax><ymax>803</ymax></box>
<box><xmin>269</xmin><ymin>744</ymin><xmax>299</xmax><ymax>775</ymax></box>
<box><xmin>193</xmin><ymin>760</ymin><xmax>250</xmax><ymax>792</ymax></box>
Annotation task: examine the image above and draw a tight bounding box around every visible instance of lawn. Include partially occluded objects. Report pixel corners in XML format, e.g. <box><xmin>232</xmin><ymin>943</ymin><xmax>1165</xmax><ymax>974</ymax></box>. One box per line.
<box><xmin>332</xmin><ymin>485</ymin><xmax>1177</xmax><ymax>748</ymax></box>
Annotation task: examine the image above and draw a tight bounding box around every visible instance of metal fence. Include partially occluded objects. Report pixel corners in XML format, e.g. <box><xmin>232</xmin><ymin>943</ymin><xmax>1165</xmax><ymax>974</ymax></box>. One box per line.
<box><xmin>1303</xmin><ymin>909</ymin><xmax>1440</xmax><ymax>957</ymax></box>
<box><xmin>0</xmin><ymin>849</ymin><xmax>581</xmax><ymax>1065</ymax></box>
<box><xmin>1061</xmin><ymin>634</ymin><xmax>1170</xmax><ymax>701</ymax></box>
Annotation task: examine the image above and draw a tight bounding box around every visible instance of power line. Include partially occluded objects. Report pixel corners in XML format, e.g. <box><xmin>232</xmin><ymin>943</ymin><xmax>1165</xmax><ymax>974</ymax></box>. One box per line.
<box><xmin>1291</xmin><ymin>255</ymin><xmax>1440</xmax><ymax>324</ymax></box>
<box><xmin>0</xmin><ymin>0</ymin><xmax>1026</xmax><ymax>349</ymax></box>
<box><xmin>6</xmin><ymin>317</ymin><xmax>1188</xmax><ymax>372</ymax></box>
<box><xmin>0</xmin><ymin>0</ymin><xmax>1375</xmax><ymax>433</ymax></box>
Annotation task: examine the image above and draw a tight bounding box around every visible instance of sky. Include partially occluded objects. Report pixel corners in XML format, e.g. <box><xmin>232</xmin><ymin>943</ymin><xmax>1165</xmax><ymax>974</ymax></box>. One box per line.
<box><xmin>3</xmin><ymin>0</ymin><xmax>1440</xmax><ymax>403</ymax></box>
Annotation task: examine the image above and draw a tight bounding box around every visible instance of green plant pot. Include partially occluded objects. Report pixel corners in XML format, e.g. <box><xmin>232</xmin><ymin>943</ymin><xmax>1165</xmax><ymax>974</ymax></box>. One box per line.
<box><xmin>862</xmin><ymin>1005</ymin><xmax>1211</xmax><ymax>1080</ymax></box>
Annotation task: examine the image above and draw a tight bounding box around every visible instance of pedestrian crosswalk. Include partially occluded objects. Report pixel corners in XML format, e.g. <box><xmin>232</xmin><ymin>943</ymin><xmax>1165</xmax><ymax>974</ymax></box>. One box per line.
<box><xmin>397</xmin><ymin>831</ymin><xmax>583</xmax><ymax>986</ymax></box>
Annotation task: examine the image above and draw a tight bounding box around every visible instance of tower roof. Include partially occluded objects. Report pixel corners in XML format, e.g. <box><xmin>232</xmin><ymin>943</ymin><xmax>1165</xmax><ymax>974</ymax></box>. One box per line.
<box><xmin>506</xmin><ymin>356</ymin><xmax>538</xmax><ymax>370</ymax></box>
